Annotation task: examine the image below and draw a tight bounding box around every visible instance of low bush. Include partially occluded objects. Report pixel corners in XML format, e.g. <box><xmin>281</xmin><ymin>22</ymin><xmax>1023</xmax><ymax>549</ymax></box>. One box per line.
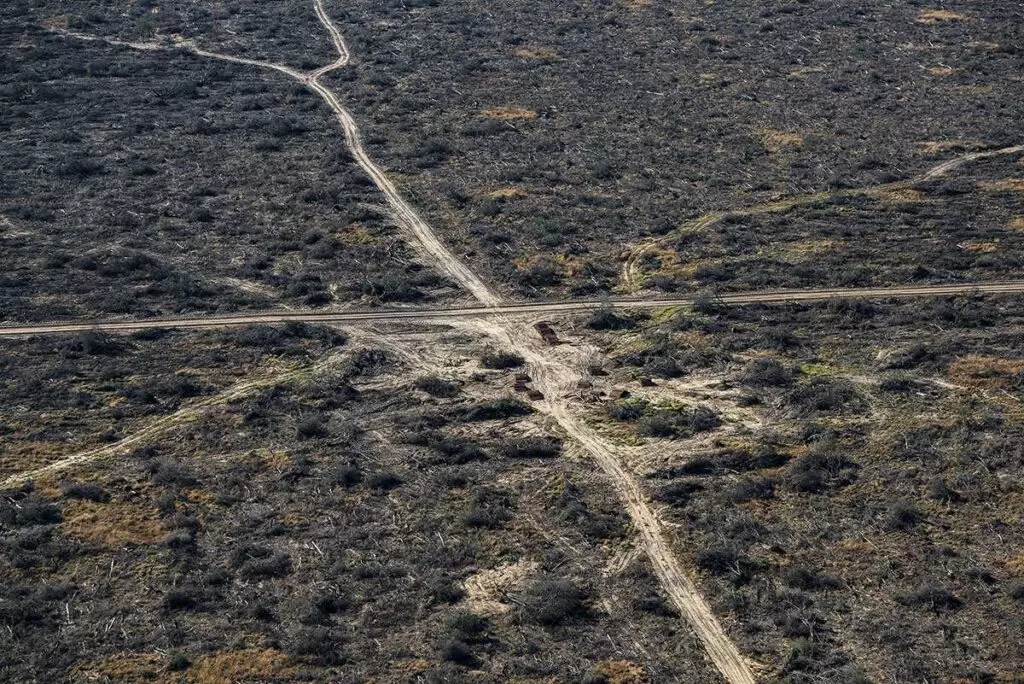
<box><xmin>414</xmin><ymin>376</ymin><xmax>461</xmax><ymax>398</ymax></box>
<box><xmin>497</xmin><ymin>437</ymin><xmax>562</xmax><ymax>458</ymax></box>
<box><xmin>457</xmin><ymin>398</ymin><xmax>533</xmax><ymax>422</ymax></box>
<box><xmin>741</xmin><ymin>358</ymin><xmax>793</xmax><ymax>387</ymax></box>
<box><xmin>59</xmin><ymin>481</ymin><xmax>109</xmax><ymax>503</ymax></box>
<box><xmin>480</xmin><ymin>350</ymin><xmax>524</xmax><ymax>369</ymax></box>
<box><xmin>727</xmin><ymin>476</ymin><xmax>775</xmax><ymax>502</ymax></box>
<box><xmin>520</xmin><ymin>577</ymin><xmax>589</xmax><ymax>626</ymax></box>
<box><xmin>586</xmin><ymin>308</ymin><xmax>638</xmax><ymax>330</ymax></box>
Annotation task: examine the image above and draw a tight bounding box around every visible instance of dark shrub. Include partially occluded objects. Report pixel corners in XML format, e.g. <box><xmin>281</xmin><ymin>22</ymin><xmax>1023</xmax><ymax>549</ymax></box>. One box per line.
<box><xmin>498</xmin><ymin>437</ymin><xmax>562</xmax><ymax>458</ymax></box>
<box><xmin>59</xmin><ymin>481</ymin><xmax>109</xmax><ymax>503</ymax></box>
<box><xmin>408</xmin><ymin>431</ymin><xmax>486</xmax><ymax>464</ymax></box>
<box><xmin>787</xmin><ymin>378</ymin><xmax>862</xmax><ymax>414</ymax></box>
<box><xmin>414</xmin><ymin>376</ymin><xmax>461</xmax><ymax>398</ymax></box>
<box><xmin>480</xmin><ymin>350</ymin><xmax>524</xmax><ymax>369</ymax></box>
<box><xmin>741</xmin><ymin>358</ymin><xmax>793</xmax><ymax>387</ymax></box>
<box><xmin>587</xmin><ymin>308</ymin><xmax>637</xmax><ymax>330</ymax></box>
<box><xmin>464</xmin><ymin>505</ymin><xmax>508</xmax><ymax>529</ymax></box>
<box><xmin>727</xmin><ymin>477</ymin><xmax>775</xmax><ymax>502</ymax></box>
<box><xmin>238</xmin><ymin>552</ymin><xmax>292</xmax><ymax>579</ymax></box>
<box><xmin>608</xmin><ymin>399</ymin><xmax>648</xmax><ymax>421</ymax></box>
<box><xmin>784</xmin><ymin>449</ymin><xmax>858</xmax><ymax>493</ymax></box>
<box><xmin>439</xmin><ymin>639</ymin><xmax>477</xmax><ymax>666</ymax></box>
<box><xmin>900</xmin><ymin>585</ymin><xmax>962</xmax><ymax>611</ymax></box>
<box><xmin>654</xmin><ymin>481</ymin><xmax>704</xmax><ymax>506</ymax></box>
<box><xmin>162</xmin><ymin>587</ymin><xmax>203</xmax><ymax>611</ymax></box>
<box><xmin>696</xmin><ymin>545</ymin><xmax>759</xmax><ymax>585</ymax></box>
<box><xmin>928</xmin><ymin>479</ymin><xmax>962</xmax><ymax>504</ymax></box>
<box><xmin>446</xmin><ymin>611</ymin><xmax>489</xmax><ymax>641</ymax></box>
<box><xmin>520</xmin><ymin>577</ymin><xmax>588</xmax><ymax>626</ymax></box>
<box><xmin>290</xmin><ymin>627</ymin><xmax>343</xmax><ymax>665</ymax></box>
<box><xmin>367</xmin><ymin>472</ymin><xmax>402</xmax><ymax>491</ymax></box>
<box><xmin>883</xmin><ymin>501</ymin><xmax>923</xmax><ymax>531</ymax></box>
<box><xmin>644</xmin><ymin>357</ymin><xmax>683</xmax><ymax>379</ymax></box>
<box><xmin>458</xmin><ymin>398</ymin><xmax>533</xmax><ymax>422</ymax></box>
<box><xmin>329</xmin><ymin>462</ymin><xmax>362</xmax><ymax>488</ymax></box>
<box><xmin>296</xmin><ymin>415</ymin><xmax>329</xmax><ymax>439</ymax></box>
<box><xmin>783</xmin><ymin>567</ymin><xmax>842</xmax><ymax>591</ymax></box>
<box><xmin>634</xmin><ymin>595</ymin><xmax>679</xmax><ymax>617</ymax></box>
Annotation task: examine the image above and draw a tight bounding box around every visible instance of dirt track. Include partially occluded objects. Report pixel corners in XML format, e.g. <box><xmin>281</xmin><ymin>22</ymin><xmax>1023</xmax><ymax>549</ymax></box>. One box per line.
<box><xmin>4</xmin><ymin>281</ymin><xmax>1024</xmax><ymax>337</ymax></box>
<box><xmin>619</xmin><ymin>143</ymin><xmax>1024</xmax><ymax>291</ymax></box>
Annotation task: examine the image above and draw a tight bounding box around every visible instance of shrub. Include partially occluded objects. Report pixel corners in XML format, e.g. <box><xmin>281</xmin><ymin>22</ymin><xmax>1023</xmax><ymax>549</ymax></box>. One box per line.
<box><xmin>654</xmin><ymin>481</ymin><xmax>704</xmax><ymax>506</ymax></box>
<box><xmin>586</xmin><ymin>308</ymin><xmax>637</xmax><ymax>330</ymax></box>
<box><xmin>59</xmin><ymin>481</ymin><xmax>109</xmax><ymax>503</ymax></box>
<box><xmin>414</xmin><ymin>376</ymin><xmax>461</xmax><ymax>398</ymax></box>
<box><xmin>696</xmin><ymin>546</ymin><xmax>758</xmax><ymax>585</ymax></box>
<box><xmin>633</xmin><ymin>595</ymin><xmax>679</xmax><ymax>617</ymax></box>
<box><xmin>296</xmin><ymin>415</ymin><xmax>329</xmax><ymax>440</ymax></box>
<box><xmin>927</xmin><ymin>479</ymin><xmax>962</xmax><ymax>504</ymax></box>
<box><xmin>727</xmin><ymin>477</ymin><xmax>775</xmax><ymax>503</ymax></box>
<box><xmin>786</xmin><ymin>378</ymin><xmax>862</xmax><ymax>414</ymax></box>
<box><xmin>497</xmin><ymin>437</ymin><xmax>562</xmax><ymax>458</ymax></box>
<box><xmin>458</xmin><ymin>398</ymin><xmax>533</xmax><ymax>422</ymax></box>
<box><xmin>446</xmin><ymin>611</ymin><xmax>489</xmax><ymax>641</ymax></box>
<box><xmin>329</xmin><ymin>462</ymin><xmax>363</xmax><ymax>488</ymax></box>
<box><xmin>367</xmin><ymin>472</ymin><xmax>402</xmax><ymax>491</ymax></box>
<box><xmin>520</xmin><ymin>577</ymin><xmax>588</xmax><ymax>625</ymax></box>
<box><xmin>464</xmin><ymin>505</ymin><xmax>508</xmax><ymax>529</ymax></box>
<box><xmin>900</xmin><ymin>585</ymin><xmax>962</xmax><ymax>611</ymax></box>
<box><xmin>783</xmin><ymin>567</ymin><xmax>842</xmax><ymax>591</ymax></box>
<box><xmin>784</xmin><ymin>449</ymin><xmax>858</xmax><ymax>493</ymax></box>
<box><xmin>480</xmin><ymin>350</ymin><xmax>524</xmax><ymax>369</ymax></box>
<box><xmin>607</xmin><ymin>399</ymin><xmax>648</xmax><ymax>421</ymax></box>
<box><xmin>290</xmin><ymin>627</ymin><xmax>343</xmax><ymax>665</ymax></box>
<box><xmin>741</xmin><ymin>358</ymin><xmax>793</xmax><ymax>387</ymax></box>
<box><xmin>162</xmin><ymin>587</ymin><xmax>204</xmax><ymax>611</ymax></box>
<box><xmin>237</xmin><ymin>552</ymin><xmax>291</xmax><ymax>579</ymax></box>
<box><xmin>883</xmin><ymin>501</ymin><xmax>923</xmax><ymax>531</ymax></box>
<box><xmin>439</xmin><ymin>639</ymin><xmax>477</xmax><ymax>666</ymax></box>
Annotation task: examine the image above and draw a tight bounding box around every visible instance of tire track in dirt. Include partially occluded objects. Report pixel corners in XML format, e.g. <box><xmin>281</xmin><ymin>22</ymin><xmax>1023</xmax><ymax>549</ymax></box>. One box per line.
<box><xmin>620</xmin><ymin>143</ymin><xmax>1024</xmax><ymax>291</ymax></box>
<box><xmin>1</xmin><ymin>362</ymin><xmax>311</xmax><ymax>489</ymax></box>
<box><xmin>5</xmin><ymin>281</ymin><xmax>1024</xmax><ymax>337</ymax></box>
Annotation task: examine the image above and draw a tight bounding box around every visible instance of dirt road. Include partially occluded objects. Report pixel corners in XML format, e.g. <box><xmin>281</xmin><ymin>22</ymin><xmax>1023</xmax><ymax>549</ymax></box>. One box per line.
<box><xmin>4</xmin><ymin>280</ymin><xmax>1023</xmax><ymax>337</ymax></box>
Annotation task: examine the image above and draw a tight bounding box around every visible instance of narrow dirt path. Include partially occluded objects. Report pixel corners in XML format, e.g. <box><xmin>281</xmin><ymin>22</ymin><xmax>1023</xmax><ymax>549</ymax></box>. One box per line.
<box><xmin>1</xmin><ymin>362</ymin><xmax>310</xmax><ymax>489</ymax></box>
<box><xmin>475</xmin><ymin>317</ymin><xmax>758</xmax><ymax>683</ymax></box>
<box><xmin>620</xmin><ymin>142</ymin><xmax>1024</xmax><ymax>291</ymax></box>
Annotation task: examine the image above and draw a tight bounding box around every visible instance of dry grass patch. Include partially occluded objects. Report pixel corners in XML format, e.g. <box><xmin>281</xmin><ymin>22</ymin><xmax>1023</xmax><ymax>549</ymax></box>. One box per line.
<box><xmin>594</xmin><ymin>660</ymin><xmax>649</xmax><ymax>683</ymax></box>
<box><xmin>916</xmin><ymin>140</ymin><xmax>985</xmax><ymax>155</ymax></box>
<box><xmin>978</xmin><ymin>179</ymin><xmax>1024</xmax><ymax>193</ymax></box>
<box><xmin>484</xmin><ymin>187</ymin><xmax>529</xmax><ymax>200</ymax></box>
<box><xmin>190</xmin><ymin>648</ymin><xmax>295</xmax><ymax>683</ymax></box>
<box><xmin>916</xmin><ymin>9</ymin><xmax>968</xmax><ymax>23</ymax></box>
<box><xmin>871</xmin><ymin>187</ymin><xmax>928</xmax><ymax>204</ymax></box>
<box><xmin>757</xmin><ymin>128</ymin><xmax>804</xmax><ymax>153</ymax></box>
<box><xmin>514</xmin><ymin>47</ymin><xmax>560</xmax><ymax>61</ymax></box>
<box><xmin>62</xmin><ymin>499</ymin><xmax>165</xmax><ymax>546</ymax></box>
<box><xmin>480</xmin><ymin>107</ymin><xmax>538</xmax><ymax>121</ymax></box>
<box><xmin>957</xmin><ymin>240</ymin><xmax>999</xmax><ymax>253</ymax></box>
<box><xmin>74</xmin><ymin>653</ymin><xmax>172</xmax><ymax>684</ymax></box>
<box><xmin>947</xmin><ymin>355</ymin><xmax>1024</xmax><ymax>389</ymax></box>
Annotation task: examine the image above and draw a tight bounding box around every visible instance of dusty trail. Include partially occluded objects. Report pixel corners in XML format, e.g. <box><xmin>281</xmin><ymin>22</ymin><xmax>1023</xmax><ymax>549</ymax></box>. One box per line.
<box><xmin>620</xmin><ymin>142</ymin><xmax>1024</xmax><ymax>291</ymax></box>
<box><xmin>55</xmin><ymin>0</ymin><xmax>500</xmax><ymax>308</ymax></box>
<box><xmin>4</xmin><ymin>280</ymin><xmax>1024</xmax><ymax>337</ymax></box>
<box><xmin>475</xmin><ymin>317</ymin><xmax>758</xmax><ymax>683</ymax></box>
<box><xmin>0</xmin><ymin>362</ymin><xmax>311</xmax><ymax>489</ymax></box>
